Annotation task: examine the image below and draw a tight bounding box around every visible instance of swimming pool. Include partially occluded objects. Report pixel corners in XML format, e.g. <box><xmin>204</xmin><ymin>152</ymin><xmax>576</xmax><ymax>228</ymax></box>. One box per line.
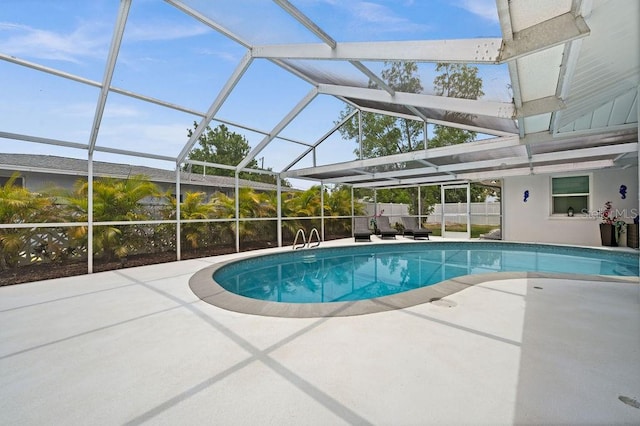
<box><xmin>189</xmin><ymin>242</ymin><xmax>639</xmax><ymax>317</ymax></box>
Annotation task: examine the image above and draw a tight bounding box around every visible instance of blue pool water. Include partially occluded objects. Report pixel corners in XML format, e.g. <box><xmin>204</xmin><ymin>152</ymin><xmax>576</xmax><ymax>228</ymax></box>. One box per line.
<box><xmin>213</xmin><ymin>242</ymin><xmax>639</xmax><ymax>303</ymax></box>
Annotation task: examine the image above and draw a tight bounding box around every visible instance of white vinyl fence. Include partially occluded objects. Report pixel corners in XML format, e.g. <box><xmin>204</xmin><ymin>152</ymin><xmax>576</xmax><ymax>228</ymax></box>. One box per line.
<box><xmin>364</xmin><ymin>202</ymin><xmax>501</xmax><ymax>226</ymax></box>
<box><xmin>427</xmin><ymin>202</ymin><xmax>501</xmax><ymax>225</ymax></box>
<box><xmin>363</xmin><ymin>203</ymin><xmax>409</xmax><ymax>227</ymax></box>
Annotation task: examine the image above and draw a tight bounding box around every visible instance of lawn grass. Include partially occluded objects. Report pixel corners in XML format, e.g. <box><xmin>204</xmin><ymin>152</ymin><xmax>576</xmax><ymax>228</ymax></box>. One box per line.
<box><xmin>423</xmin><ymin>224</ymin><xmax>499</xmax><ymax>238</ymax></box>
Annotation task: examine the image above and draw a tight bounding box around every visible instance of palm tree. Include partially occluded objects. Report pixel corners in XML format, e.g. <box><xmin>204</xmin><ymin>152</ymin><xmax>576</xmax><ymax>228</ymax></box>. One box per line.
<box><xmin>64</xmin><ymin>175</ymin><xmax>161</xmax><ymax>261</ymax></box>
<box><xmin>324</xmin><ymin>186</ymin><xmax>365</xmax><ymax>238</ymax></box>
<box><xmin>174</xmin><ymin>191</ymin><xmax>215</xmax><ymax>250</ymax></box>
<box><xmin>211</xmin><ymin>188</ymin><xmax>277</xmax><ymax>244</ymax></box>
<box><xmin>0</xmin><ymin>173</ymin><xmax>59</xmax><ymax>270</ymax></box>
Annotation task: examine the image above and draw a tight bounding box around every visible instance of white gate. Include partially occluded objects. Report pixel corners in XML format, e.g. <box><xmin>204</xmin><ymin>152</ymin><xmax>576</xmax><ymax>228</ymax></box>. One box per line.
<box><xmin>441</xmin><ymin>184</ymin><xmax>470</xmax><ymax>239</ymax></box>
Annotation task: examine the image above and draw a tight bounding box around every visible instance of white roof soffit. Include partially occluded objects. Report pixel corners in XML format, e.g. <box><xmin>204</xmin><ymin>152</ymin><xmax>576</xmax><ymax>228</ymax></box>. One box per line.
<box><xmin>503</xmin><ymin>0</ymin><xmax>639</xmax><ymax>139</ymax></box>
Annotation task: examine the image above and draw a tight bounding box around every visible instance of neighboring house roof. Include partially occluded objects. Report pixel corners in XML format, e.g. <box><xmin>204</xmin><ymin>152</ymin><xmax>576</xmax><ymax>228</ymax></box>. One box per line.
<box><xmin>0</xmin><ymin>154</ymin><xmax>279</xmax><ymax>191</ymax></box>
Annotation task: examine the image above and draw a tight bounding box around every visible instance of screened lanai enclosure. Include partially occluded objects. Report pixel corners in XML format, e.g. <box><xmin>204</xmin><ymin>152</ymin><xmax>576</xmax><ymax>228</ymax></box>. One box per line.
<box><xmin>0</xmin><ymin>0</ymin><xmax>638</xmax><ymax>281</ymax></box>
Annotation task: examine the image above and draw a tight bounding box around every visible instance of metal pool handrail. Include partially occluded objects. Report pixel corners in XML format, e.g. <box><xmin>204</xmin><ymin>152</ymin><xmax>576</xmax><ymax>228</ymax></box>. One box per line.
<box><xmin>293</xmin><ymin>228</ymin><xmax>321</xmax><ymax>249</ymax></box>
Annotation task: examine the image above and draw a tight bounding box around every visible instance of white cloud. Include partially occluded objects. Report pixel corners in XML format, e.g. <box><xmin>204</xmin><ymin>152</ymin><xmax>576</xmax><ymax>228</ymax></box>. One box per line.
<box><xmin>345</xmin><ymin>2</ymin><xmax>431</xmax><ymax>34</ymax></box>
<box><xmin>124</xmin><ymin>21</ymin><xmax>210</xmax><ymax>42</ymax></box>
<box><xmin>455</xmin><ymin>0</ymin><xmax>499</xmax><ymax>24</ymax></box>
<box><xmin>97</xmin><ymin>122</ymin><xmax>188</xmax><ymax>157</ymax></box>
<box><xmin>0</xmin><ymin>18</ymin><xmax>212</xmax><ymax>64</ymax></box>
<box><xmin>0</xmin><ymin>21</ymin><xmax>110</xmax><ymax>63</ymax></box>
<box><xmin>192</xmin><ymin>47</ymin><xmax>239</xmax><ymax>63</ymax></box>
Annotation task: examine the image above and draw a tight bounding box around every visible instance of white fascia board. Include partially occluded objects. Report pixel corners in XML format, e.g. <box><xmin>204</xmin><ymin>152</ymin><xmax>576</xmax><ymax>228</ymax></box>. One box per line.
<box><xmin>353</xmin><ymin>175</ymin><xmax>460</xmax><ymax>188</ymax></box>
<box><xmin>372</xmin><ymin>180</ymin><xmax>469</xmax><ymax>190</ymax></box>
<box><xmin>458</xmin><ymin>167</ymin><xmax>531</xmax><ymax>180</ymax></box>
<box><xmin>282</xmin><ymin>136</ymin><xmax>520</xmax><ymax>178</ymax></box>
<box><xmin>252</xmin><ymin>38</ymin><xmax>502</xmax><ymax>63</ymax></box>
<box><xmin>523</xmin><ymin>127</ymin><xmax>638</xmax><ymax>144</ymax></box>
<box><xmin>533</xmin><ymin>159</ymin><xmax>614</xmax><ymax>174</ymax></box>
<box><xmin>530</xmin><ymin>143</ymin><xmax>638</xmax><ymax>162</ymax></box>
<box><xmin>329</xmin><ymin>143</ymin><xmax>638</xmax><ymax>184</ymax></box>
<box><xmin>328</xmin><ymin>154</ymin><xmax>531</xmax><ymax>184</ymax></box>
<box><xmin>237</xmin><ymin>88</ymin><xmax>318</xmax><ymax>170</ymax></box>
<box><xmin>318</xmin><ymin>84</ymin><xmax>516</xmax><ymax>119</ymax></box>
<box><xmin>458</xmin><ymin>159</ymin><xmax>616</xmax><ymax>181</ymax></box>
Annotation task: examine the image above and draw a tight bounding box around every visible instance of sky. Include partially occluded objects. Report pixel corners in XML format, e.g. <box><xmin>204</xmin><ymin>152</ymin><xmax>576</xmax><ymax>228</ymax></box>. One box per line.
<box><xmin>0</xmin><ymin>0</ymin><xmax>510</xmax><ymax>188</ymax></box>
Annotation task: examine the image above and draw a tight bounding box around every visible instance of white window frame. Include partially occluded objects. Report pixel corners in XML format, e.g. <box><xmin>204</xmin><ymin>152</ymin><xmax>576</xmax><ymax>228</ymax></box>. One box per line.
<box><xmin>550</xmin><ymin>174</ymin><xmax>592</xmax><ymax>217</ymax></box>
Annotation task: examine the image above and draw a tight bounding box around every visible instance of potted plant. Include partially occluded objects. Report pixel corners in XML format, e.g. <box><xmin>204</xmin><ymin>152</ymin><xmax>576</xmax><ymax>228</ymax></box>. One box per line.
<box><xmin>599</xmin><ymin>201</ymin><xmax>626</xmax><ymax>246</ymax></box>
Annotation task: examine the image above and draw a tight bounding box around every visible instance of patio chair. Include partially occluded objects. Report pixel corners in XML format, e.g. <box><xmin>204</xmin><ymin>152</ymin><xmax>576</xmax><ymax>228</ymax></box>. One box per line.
<box><xmin>353</xmin><ymin>217</ymin><xmax>373</xmax><ymax>242</ymax></box>
<box><xmin>401</xmin><ymin>216</ymin><xmax>432</xmax><ymax>240</ymax></box>
<box><xmin>376</xmin><ymin>216</ymin><xmax>398</xmax><ymax>239</ymax></box>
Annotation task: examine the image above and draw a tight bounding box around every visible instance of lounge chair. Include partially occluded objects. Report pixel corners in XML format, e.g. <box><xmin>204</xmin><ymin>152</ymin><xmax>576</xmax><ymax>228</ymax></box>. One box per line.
<box><xmin>401</xmin><ymin>216</ymin><xmax>432</xmax><ymax>240</ymax></box>
<box><xmin>376</xmin><ymin>216</ymin><xmax>398</xmax><ymax>239</ymax></box>
<box><xmin>353</xmin><ymin>217</ymin><xmax>373</xmax><ymax>242</ymax></box>
<box><xmin>479</xmin><ymin>228</ymin><xmax>501</xmax><ymax>240</ymax></box>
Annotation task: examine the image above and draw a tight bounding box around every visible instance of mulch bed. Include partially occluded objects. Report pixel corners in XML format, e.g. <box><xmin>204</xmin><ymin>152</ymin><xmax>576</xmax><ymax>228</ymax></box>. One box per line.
<box><xmin>1</xmin><ymin>235</ymin><xmax>350</xmax><ymax>287</ymax></box>
<box><xmin>0</xmin><ymin>245</ymin><xmax>242</xmax><ymax>286</ymax></box>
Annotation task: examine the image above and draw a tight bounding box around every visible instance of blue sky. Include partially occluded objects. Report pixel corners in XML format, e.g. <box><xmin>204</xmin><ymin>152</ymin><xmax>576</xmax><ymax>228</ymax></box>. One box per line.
<box><xmin>0</xmin><ymin>0</ymin><xmax>509</xmax><ymax>186</ymax></box>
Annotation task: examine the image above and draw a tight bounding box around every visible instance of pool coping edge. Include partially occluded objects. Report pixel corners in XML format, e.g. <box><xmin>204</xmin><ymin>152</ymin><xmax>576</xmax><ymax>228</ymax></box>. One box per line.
<box><xmin>189</xmin><ymin>258</ymin><xmax>639</xmax><ymax>318</ymax></box>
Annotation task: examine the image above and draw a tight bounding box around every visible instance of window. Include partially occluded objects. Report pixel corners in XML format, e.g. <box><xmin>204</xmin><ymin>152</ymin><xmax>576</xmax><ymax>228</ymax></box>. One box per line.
<box><xmin>551</xmin><ymin>176</ymin><xmax>589</xmax><ymax>215</ymax></box>
<box><xmin>0</xmin><ymin>175</ymin><xmax>24</xmax><ymax>187</ymax></box>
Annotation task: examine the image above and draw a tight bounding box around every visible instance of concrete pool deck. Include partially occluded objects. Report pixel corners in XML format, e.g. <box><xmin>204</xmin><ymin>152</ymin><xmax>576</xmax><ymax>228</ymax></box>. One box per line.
<box><xmin>1</xmin><ymin>237</ymin><xmax>639</xmax><ymax>425</ymax></box>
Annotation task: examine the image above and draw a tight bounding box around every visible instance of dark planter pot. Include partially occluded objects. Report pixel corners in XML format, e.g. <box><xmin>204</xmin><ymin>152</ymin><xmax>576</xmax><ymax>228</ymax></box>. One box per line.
<box><xmin>627</xmin><ymin>223</ymin><xmax>639</xmax><ymax>248</ymax></box>
<box><xmin>599</xmin><ymin>223</ymin><xmax>617</xmax><ymax>247</ymax></box>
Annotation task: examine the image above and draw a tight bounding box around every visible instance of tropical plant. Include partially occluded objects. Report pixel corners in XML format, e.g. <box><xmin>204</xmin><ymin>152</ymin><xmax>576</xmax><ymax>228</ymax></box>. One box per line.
<box><xmin>323</xmin><ymin>186</ymin><xmax>365</xmax><ymax>237</ymax></box>
<box><xmin>211</xmin><ymin>187</ymin><xmax>277</xmax><ymax>242</ymax></box>
<box><xmin>600</xmin><ymin>200</ymin><xmax>626</xmax><ymax>243</ymax></box>
<box><xmin>0</xmin><ymin>173</ymin><xmax>60</xmax><ymax>270</ymax></box>
<box><xmin>168</xmin><ymin>191</ymin><xmax>216</xmax><ymax>250</ymax></box>
<box><xmin>63</xmin><ymin>175</ymin><xmax>161</xmax><ymax>261</ymax></box>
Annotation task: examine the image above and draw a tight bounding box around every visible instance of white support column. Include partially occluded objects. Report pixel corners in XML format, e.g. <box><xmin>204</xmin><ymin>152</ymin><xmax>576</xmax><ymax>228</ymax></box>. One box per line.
<box><xmin>373</xmin><ymin>188</ymin><xmax>378</xmax><ymax>235</ymax></box>
<box><xmin>358</xmin><ymin>110</ymin><xmax>363</xmax><ymax>159</ymax></box>
<box><xmin>87</xmin><ymin>152</ymin><xmax>94</xmax><ymax>274</ymax></box>
<box><xmin>466</xmin><ymin>182</ymin><xmax>471</xmax><ymax>239</ymax></box>
<box><xmin>277</xmin><ymin>176</ymin><xmax>282</xmax><ymax>248</ymax></box>
<box><xmin>440</xmin><ymin>184</ymin><xmax>445</xmax><ymax>238</ymax></box>
<box><xmin>351</xmin><ymin>186</ymin><xmax>355</xmax><ymax>237</ymax></box>
<box><xmin>235</xmin><ymin>172</ymin><xmax>240</xmax><ymax>253</ymax></box>
<box><xmin>320</xmin><ymin>182</ymin><xmax>325</xmax><ymax>241</ymax></box>
<box><xmin>175</xmin><ymin>166</ymin><xmax>181</xmax><ymax>261</ymax></box>
<box><xmin>418</xmin><ymin>186</ymin><xmax>422</xmax><ymax>227</ymax></box>
<box><xmin>423</xmin><ymin>121</ymin><xmax>428</xmax><ymax>151</ymax></box>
